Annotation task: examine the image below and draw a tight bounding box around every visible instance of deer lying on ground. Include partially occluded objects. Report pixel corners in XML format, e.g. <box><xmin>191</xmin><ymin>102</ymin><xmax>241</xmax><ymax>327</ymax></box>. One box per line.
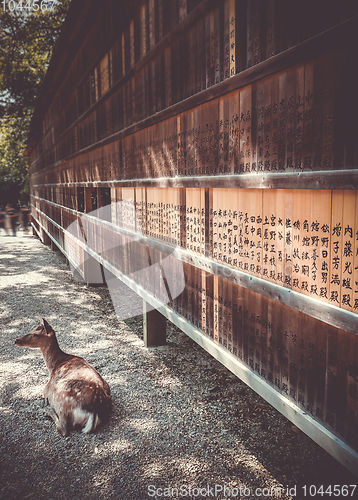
<box><xmin>15</xmin><ymin>317</ymin><xmax>111</xmax><ymax>436</ymax></box>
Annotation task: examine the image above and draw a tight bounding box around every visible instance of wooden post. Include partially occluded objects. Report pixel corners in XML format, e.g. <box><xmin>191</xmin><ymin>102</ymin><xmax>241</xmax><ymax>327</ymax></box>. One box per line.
<box><xmin>143</xmin><ymin>300</ymin><xmax>166</xmax><ymax>347</ymax></box>
<box><xmin>82</xmin><ymin>186</ymin><xmax>105</xmax><ymax>285</ymax></box>
<box><xmin>84</xmin><ymin>187</ymin><xmax>92</xmax><ymax>213</ymax></box>
<box><xmin>83</xmin><ymin>255</ymin><xmax>105</xmax><ymax>286</ymax></box>
<box><xmin>41</xmin><ymin>228</ymin><xmax>51</xmax><ymax>245</ymax></box>
<box><xmin>50</xmin><ymin>240</ymin><xmax>59</xmax><ymax>251</ymax></box>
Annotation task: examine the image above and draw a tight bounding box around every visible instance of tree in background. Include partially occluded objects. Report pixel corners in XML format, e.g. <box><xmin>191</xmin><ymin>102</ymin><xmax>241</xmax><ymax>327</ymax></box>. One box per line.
<box><xmin>0</xmin><ymin>0</ymin><xmax>71</xmax><ymax>207</ymax></box>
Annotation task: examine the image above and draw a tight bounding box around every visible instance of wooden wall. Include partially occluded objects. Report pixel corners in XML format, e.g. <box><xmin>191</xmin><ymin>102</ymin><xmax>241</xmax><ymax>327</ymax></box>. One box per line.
<box><xmin>28</xmin><ymin>0</ymin><xmax>358</xmax><ymax>474</ymax></box>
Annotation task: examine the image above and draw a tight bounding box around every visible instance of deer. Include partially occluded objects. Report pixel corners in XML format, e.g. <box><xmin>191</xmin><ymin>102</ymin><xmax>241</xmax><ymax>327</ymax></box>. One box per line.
<box><xmin>15</xmin><ymin>317</ymin><xmax>111</xmax><ymax>437</ymax></box>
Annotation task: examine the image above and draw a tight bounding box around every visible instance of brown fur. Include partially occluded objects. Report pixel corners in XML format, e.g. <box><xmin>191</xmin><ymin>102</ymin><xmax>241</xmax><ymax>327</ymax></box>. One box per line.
<box><xmin>15</xmin><ymin>317</ymin><xmax>111</xmax><ymax>436</ymax></box>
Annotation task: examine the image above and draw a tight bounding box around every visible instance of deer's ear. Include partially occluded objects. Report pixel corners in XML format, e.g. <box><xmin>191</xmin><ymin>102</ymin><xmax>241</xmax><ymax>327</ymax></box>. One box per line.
<box><xmin>39</xmin><ymin>317</ymin><xmax>54</xmax><ymax>335</ymax></box>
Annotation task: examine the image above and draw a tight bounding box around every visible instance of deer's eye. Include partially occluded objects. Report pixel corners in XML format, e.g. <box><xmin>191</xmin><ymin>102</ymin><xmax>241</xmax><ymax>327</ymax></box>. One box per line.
<box><xmin>33</xmin><ymin>334</ymin><xmax>40</xmax><ymax>337</ymax></box>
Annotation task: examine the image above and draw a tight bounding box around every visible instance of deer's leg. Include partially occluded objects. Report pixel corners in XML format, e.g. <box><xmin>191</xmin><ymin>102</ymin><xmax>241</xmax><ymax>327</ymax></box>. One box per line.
<box><xmin>56</xmin><ymin>413</ymin><xmax>70</xmax><ymax>437</ymax></box>
<box><xmin>46</xmin><ymin>407</ymin><xmax>69</xmax><ymax>437</ymax></box>
<box><xmin>45</xmin><ymin>407</ymin><xmax>57</xmax><ymax>421</ymax></box>
<box><xmin>43</xmin><ymin>383</ymin><xmax>51</xmax><ymax>406</ymax></box>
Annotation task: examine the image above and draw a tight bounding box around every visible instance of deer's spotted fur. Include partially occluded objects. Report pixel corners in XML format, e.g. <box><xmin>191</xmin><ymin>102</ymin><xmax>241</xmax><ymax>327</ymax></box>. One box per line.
<box><xmin>15</xmin><ymin>317</ymin><xmax>111</xmax><ymax>436</ymax></box>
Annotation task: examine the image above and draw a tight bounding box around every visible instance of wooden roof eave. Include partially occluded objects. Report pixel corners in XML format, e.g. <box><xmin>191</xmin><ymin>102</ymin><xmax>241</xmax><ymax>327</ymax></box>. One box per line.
<box><xmin>26</xmin><ymin>0</ymin><xmax>99</xmax><ymax>155</ymax></box>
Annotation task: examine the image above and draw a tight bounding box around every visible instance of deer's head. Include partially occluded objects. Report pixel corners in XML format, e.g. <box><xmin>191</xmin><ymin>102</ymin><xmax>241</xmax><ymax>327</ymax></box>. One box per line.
<box><xmin>15</xmin><ymin>317</ymin><xmax>55</xmax><ymax>349</ymax></box>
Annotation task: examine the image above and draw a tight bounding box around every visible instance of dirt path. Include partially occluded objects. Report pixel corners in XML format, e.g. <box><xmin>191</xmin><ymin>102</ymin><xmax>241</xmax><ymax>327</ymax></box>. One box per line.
<box><xmin>0</xmin><ymin>231</ymin><xmax>355</xmax><ymax>499</ymax></box>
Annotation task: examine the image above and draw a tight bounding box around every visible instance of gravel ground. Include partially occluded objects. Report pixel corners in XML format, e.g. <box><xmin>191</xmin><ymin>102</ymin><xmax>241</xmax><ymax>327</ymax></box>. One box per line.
<box><xmin>0</xmin><ymin>230</ymin><xmax>356</xmax><ymax>500</ymax></box>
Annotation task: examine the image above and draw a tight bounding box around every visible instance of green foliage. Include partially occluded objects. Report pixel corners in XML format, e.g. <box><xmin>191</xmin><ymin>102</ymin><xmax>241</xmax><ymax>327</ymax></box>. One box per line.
<box><xmin>0</xmin><ymin>0</ymin><xmax>71</xmax><ymax>207</ymax></box>
<box><xmin>0</xmin><ymin>111</ymin><xmax>30</xmax><ymax>205</ymax></box>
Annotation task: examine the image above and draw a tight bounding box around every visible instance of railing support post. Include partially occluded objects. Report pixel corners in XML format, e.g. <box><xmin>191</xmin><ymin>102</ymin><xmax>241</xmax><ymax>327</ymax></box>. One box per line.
<box><xmin>83</xmin><ymin>254</ymin><xmax>105</xmax><ymax>286</ymax></box>
<box><xmin>143</xmin><ymin>300</ymin><xmax>166</xmax><ymax>347</ymax></box>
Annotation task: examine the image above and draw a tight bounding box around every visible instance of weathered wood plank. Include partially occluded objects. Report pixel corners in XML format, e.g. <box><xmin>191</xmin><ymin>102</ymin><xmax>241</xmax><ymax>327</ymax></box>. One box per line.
<box><xmin>31</xmin><ymin>200</ymin><xmax>358</xmax><ymax>337</ymax></box>
<box><xmin>31</xmin><ymin>15</ymin><xmax>358</xmax><ymax>169</ymax></box>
